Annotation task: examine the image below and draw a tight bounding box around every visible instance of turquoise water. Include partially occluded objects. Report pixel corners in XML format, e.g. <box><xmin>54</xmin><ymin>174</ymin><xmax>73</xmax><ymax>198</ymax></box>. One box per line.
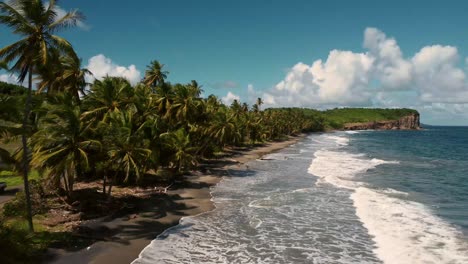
<box><xmin>134</xmin><ymin>127</ymin><xmax>468</xmax><ymax>264</ymax></box>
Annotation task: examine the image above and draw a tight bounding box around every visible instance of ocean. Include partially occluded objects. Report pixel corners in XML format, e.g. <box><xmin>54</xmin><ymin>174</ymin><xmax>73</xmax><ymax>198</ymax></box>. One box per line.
<box><xmin>133</xmin><ymin>126</ymin><xmax>468</xmax><ymax>264</ymax></box>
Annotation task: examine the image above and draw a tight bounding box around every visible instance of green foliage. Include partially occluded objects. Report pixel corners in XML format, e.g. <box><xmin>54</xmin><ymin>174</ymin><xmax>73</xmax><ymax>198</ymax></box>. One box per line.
<box><xmin>0</xmin><ymin>81</ymin><xmax>27</xmax><ymax>95</ymax></box>
<box><xmin>0</xmin><ymin>220</ymin><xmax>37</xmax><ymax>263</ymax></box>
<box><xmin>0</xmin><ymin>170</ymin><xmax>39</xmax><ymax>187</ymax></box>
<box><xmin>2</xmin><ymin>180</ymin><xmax>47</xmax><ymax>217</ymax></box>
<box><xmin>0</xmin><ymin>218</ymin><xmax>86</xmax><ymax>264</ymax></box>
<box><xmin>322</xmin><ymin>108</ymin><xmax>418</xmax><ymax>129</ymax></box>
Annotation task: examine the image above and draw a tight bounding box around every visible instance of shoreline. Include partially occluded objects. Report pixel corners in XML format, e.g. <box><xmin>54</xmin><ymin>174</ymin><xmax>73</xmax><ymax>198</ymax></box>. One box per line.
<box><xmin>47</xmin><ymin>134</ymin><xmax>307</xmax><ymax>264</ymax></box>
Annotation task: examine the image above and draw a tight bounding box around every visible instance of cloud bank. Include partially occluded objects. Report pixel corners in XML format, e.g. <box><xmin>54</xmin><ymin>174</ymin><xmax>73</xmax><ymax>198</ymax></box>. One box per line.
<box><xmin>262</xmin><ymin>28</ymin><xmax>468</xmax><ymax>107</ymax></box>
<box><xmin>221</xmin><ymin>91</ymin><xmax>240</xmax><ymax>105</ymax></box>
<box><xmin>0</xmin><ymin>73</ymin><xmax>19</xmax><ymax>85</ymax></box>
<box><xmin>232</xmin><ymin>27</ymin><xmax>468</xmax><ymax>124</ymax></box>
<box><xmin>85</xmin><ymin>54</ymin><xmax>141</xmax><ymax>85</ymax></box>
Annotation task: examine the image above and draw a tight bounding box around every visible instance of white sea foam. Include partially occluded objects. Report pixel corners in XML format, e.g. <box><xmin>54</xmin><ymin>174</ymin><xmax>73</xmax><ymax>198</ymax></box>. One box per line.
<box><xmin>352</xmin><ymin>187</ymin><xmax>468</xmax><ymax>264</ymax></box>
<box><xmin>309</xmin><ymin>134</ymin><xmax>468</xmax><ymax>264</ymax></box>
<box><xmin>345</xmin><ymin>131</ymin><xmax>360</xmax><ymax>134</ymax></box>
<box><xmin>324</xmin><ymin>135</ymin><xmax>350</xmax><ymax>146</ymax></box>
<box><xmin>249</xmin><ymin>217</ymin><xmax>263</xmax><ymax>228</ymax></box>
<box><xmin>308</xmin><ymin>149</ymin><xmax>397</xmax><ymax>189</ymax></box>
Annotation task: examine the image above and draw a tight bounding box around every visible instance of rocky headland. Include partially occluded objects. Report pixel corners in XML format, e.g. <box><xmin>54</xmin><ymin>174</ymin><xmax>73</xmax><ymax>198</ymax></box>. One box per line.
<box><xmin>343</xmin><ymin>113</ymin><xmax>420</xmax><ymax>130</ymax></box>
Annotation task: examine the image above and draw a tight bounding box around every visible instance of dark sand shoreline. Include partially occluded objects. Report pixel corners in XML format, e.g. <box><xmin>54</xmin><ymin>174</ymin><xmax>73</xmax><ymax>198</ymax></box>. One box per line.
<box><xmin>47</xmin><ymin>134</ymin><xmax>306</xmax><ymax>264</ymax></box>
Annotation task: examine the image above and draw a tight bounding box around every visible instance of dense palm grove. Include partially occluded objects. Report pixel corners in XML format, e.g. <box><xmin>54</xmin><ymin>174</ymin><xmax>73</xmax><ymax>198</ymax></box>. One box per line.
<box><xmin>0</xmin><ymin>0</ymin><xmax>325</xmax><ymax>236</ymax></box>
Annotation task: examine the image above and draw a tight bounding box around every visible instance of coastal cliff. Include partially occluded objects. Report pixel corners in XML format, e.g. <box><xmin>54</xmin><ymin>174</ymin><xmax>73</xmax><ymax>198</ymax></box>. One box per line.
<box><xmin>343</xmin><ymin>113</ymin><xmax>420</xmax><ymax>130</ymax></box>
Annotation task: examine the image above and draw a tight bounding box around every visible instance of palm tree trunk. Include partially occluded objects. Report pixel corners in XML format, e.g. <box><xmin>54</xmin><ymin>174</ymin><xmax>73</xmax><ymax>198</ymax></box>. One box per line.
<box><xmin>102</xmin><ymin>174</ymin><xmax>107</xmax><ymax>195</ymax></box>
<box><xmin>74</xmin><ymin>150</ymin><xmax>83</xmax><ymax>181</ymax></box>
<box><xmin>62</xmin><ymin>171</ymin><xmax>70</xmax><ymax>195</ymax></box>
<box><xmin>107</xmin><ymin>173</ymin><xmax>115</xmax><ymax>198</ymax></box>
<box><xmin>21</xmin><ymin>68</ymin><xmax>34</xmax><ymax>232</ymax></box>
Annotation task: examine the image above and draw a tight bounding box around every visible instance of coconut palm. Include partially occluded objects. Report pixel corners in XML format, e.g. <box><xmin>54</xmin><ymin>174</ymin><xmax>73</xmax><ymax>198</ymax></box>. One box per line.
<box><xmin>82</xmin><ymin>77</ymin><xmax>134</xmax><ymax>124</ymax></box>
<box><xmin>0</xmin><ymin>94</ymin><xmax>21</xmax><ymax>168</ymax></box>
<box><xmin>155</xmin><ymin>82</ymin><xmax>174</xmax><ymax>119</ymax></box>
<box><xmin>31</xmin><ymin>94</ymin><xmax>100</xmax><ymax>198</ymax></box>
<box><xmin>143</xmin><ymin>60</ymin><xmax>168</xmax><ymax>88</ymax></box>
<box><xmin>187</xmin><ymin>80</ymin><xmax>203</xmax><ymax>98</ymax></box>
<box><xmin>171</xmin><ymin>84</ymin><xmax>201</xmax><ymax>125</ymax></box>
<box><xmin>207</xmin><ymin>110</ymin><xmax>240</xmax><ymax>147</ymax></box>
<box><xmin>255</xmin><ymin>97</ymin><xmax>263</xmax><ymax>111</ymax></box>
<box><xmin>56</xmin><ymin>53</ymin><xmax>92</xmax><ymax>103</ymax></box>
<box><xmin>160</xmin><ymin>128</ymin><xmax>198</xmax><ymax>174</ymax></box>
<box><xmin>101</xmin><ymin>111</ymin><xmax>151</xmax><ymax>196</ymax></box>
<box><xmin>0</xmin><ymin>0</ymin><xmax>83</xmax><ymax>232</ymax></box>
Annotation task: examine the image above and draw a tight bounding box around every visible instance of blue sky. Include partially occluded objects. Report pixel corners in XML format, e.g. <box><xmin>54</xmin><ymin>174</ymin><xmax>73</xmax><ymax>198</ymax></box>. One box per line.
<box><xmin>1</xmin><ymin>0</ymin><xmax>468</xmax><ymax>125</ymax></box>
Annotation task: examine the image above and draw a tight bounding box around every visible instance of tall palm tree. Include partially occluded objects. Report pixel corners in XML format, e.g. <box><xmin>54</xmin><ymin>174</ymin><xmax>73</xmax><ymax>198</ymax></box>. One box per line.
<box><xmin>102</xmin><ymin>111</ymin><xmax>151</xmax><ymax>196</ymax></box>
<box><xmin>143</xmin><ymin>60</ymin><xmax>168</xmax><ymax>89</ymax></box>
<box><xmin>161</xmin><ymin>128</ymin><xmax>198</xmax><ymax>174</ymax></box>
<box><xmin>38</xmin><ymin>52</ymin><xmax>91</xmax><ymax>103</ymax></box>
<box><xmin>187</xmin><ymin>80</ymin><xmax>203</xmax><ymax>98</ymax></box>
<box><xmin>0</xmin><ymin>0</ymin><xmax>83</xmax><ymax>232</ymax></box>
<box><xmin>82</xmin><ymin>77</ymin><xmax>134</xmax><ymax>124</ymax></box>
<box><xmin>31</xmin><ymin>94</ymin><xmax>100</xmax><ymax>198</ymax></box>
<box><xmin>60</xmin><ymin>53</ymin><xmax>92</xmax><ymax>102</ymax></box>
<box><xmin>0</xmin><ymin>94</ymin><xmax>21</xmax><ymax>169</ymax></box>
<box><xmin>255</xmin><ymin>97</ymin><xmax>263</xmax><ymax>111</ymax></box>
<box><xmin>171</xmin><ymin>84</ymin><xmax>201</xmax><ymax>125</ymax></box>
<box><xmin>155</xmin><ymin>82</ymin><xmax>174</xmax><ymax>119</ymax></box>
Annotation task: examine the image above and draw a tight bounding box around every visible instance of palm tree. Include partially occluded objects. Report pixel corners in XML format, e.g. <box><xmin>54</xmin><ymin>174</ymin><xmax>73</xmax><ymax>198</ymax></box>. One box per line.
<box><xmin>37</xmin><ymin>52</ymin><xmax>91</xmax><ymax>103</ymax></box>
<box><xmin>207</xmin><ymin>110</ymin><xmax>240</xmax><ymax>147</ymax></box>
<box><xmin>82</xmin><ymin>77</ymin><xmax>134</xmax><ymax>124</ymax></box>
<box><xmin>255</xmin><ymin>97</ymin><xmax>263</xmax><ymax>111</ymax></box>
<box><xmin>155</xmin><ymin>82</ymin><xmax>174</xmax><ymax>119</ymax></box>
<box><xmin>102</xmin><ymin>111</ymin><xmax>151</xmax><ymax>196</ymax></box>
<box><xmin>143</xmin><ymin>60</ymin><xmax>168</xmax><ymax>89</ymax></box>
<box><xmin>60</xmin><ymin>53</ymin><xmax>92</xmax><ymax>101</ymax></box>
<box><xmin>160</xmin><ymin>128</ymin><xmax>198</xmax><ymax>174</ymax></box>
<box><xmin>171</xmin><ymin>84</ymin><xmax>201</xmax><ymax>125</ymax></box>
<box><xmin>0</xmin><ymin>94</ymin><xmax>22</xmax><ymax>169</ymax></box>
<box><xmin>0</xmin><ymin>0</ymin><xmax>83</xmax><ymax>232</ymax></box>
<box><xmin>187</xmin><ymin>80</ymin><xmax>203</xmax><ymax>98</ymax></box>
<box><xmin>31</xmin><ymin>94</ymin><xmax>100</xmax><ymax>198</ymax></box>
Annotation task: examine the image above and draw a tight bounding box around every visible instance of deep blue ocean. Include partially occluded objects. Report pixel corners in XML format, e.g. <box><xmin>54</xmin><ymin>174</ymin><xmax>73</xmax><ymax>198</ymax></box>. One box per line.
<box><xmin>134</xmin><ymin>127</ymin><xmax>468</xmax><ymax>264</ymax></box>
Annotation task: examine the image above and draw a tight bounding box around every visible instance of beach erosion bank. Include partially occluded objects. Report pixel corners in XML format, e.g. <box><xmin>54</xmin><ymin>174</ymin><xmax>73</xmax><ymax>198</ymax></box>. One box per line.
<box><xmin>48</xmin><ymin>135</ymin><xmax>306</xmax><ymax>264</ymax></box>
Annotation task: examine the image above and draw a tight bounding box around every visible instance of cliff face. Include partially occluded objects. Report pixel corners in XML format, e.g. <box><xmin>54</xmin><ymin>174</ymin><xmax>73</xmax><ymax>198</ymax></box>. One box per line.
<box><xmin>343</xmin><ymin>113</ymin><xmax>420</xmax><ymax>130</ymax></box>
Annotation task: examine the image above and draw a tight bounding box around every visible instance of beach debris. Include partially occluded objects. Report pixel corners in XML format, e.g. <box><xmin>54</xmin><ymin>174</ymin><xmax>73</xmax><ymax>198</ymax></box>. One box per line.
<box><xmin>154</xmin><ymin>183</ymin><xmax>173</xmax><ymax>194</ymax></box>
<box><xmin>128</xmin><ymin>214</ymin><xmax>138</xmax><ymax>220</ymax></box>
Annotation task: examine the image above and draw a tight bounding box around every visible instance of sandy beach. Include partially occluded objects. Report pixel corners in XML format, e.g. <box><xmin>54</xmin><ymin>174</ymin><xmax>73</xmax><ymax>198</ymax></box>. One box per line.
<box><xmin>46</xmin><ymin>135</ymin><xmax>305</xmax><ymax>264</ymax></box>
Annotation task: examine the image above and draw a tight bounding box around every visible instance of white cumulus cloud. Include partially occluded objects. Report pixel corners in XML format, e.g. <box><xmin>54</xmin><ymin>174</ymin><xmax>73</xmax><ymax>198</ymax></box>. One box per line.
<box><xmin>86</xmin><ymin>54</ymin><xmax>141</xmax><ymax>85</ymax></box>
<box><xmin>364</xmin><ymin>28</ymin><xmax>412</xmax><ymax>89</ymax></box>
<box><xmin>0</xmin><ymin>72</ymin><xmax>30</xmax><ymax>87</ymax></box>
<box><xmin>261</xmin><ymin>27</ymin><xmax>468</xmax><ymax>124</ymax></box>
<box><xmin>0</xmin><ymin>73</ymin><xmax>19</xmax><ymax>84</ymax></box>
<box><xmin>222</xmin><ymin>91</ymin><xmax>240</xmax><ymax>105</ymax></box>
<box><xmin>269</xmin><ymin>50</ymin><xmax>374</xmax><ymax>107</ymax></box>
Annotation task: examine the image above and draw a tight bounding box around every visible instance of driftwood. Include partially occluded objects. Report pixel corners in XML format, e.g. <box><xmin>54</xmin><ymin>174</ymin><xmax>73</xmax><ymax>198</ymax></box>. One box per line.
<box><xmin>154</xmin><ymin>183</ymin><xmax>173</xmax><ymax>194</ymax></box>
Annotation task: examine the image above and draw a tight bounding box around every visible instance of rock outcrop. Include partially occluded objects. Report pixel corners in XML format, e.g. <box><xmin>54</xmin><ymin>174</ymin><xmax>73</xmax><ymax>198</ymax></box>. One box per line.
<box><xmin>344</xmin><ymin>113</ymin><xmax>420</xmax><ymax>130</ymax></box>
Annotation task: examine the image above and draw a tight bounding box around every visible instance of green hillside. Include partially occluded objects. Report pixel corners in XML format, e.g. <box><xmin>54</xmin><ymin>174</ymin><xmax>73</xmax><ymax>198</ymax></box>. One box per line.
<box><xmin>322</xmin><ymin>108</ymin><xmax>419</xmax><ymax>129</ymax></box>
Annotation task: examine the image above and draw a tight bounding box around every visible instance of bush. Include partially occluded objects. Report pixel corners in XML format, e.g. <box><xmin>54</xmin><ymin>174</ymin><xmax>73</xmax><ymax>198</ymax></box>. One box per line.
<box><xmin>3</xmin><ymin>180</ymin><xmax>48</xmax><ymax>217</ymax></box>
<box><xmin>0</xmin><ymin>221</ymin><xmax>36</xmax><ymax>264</ymax></box>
